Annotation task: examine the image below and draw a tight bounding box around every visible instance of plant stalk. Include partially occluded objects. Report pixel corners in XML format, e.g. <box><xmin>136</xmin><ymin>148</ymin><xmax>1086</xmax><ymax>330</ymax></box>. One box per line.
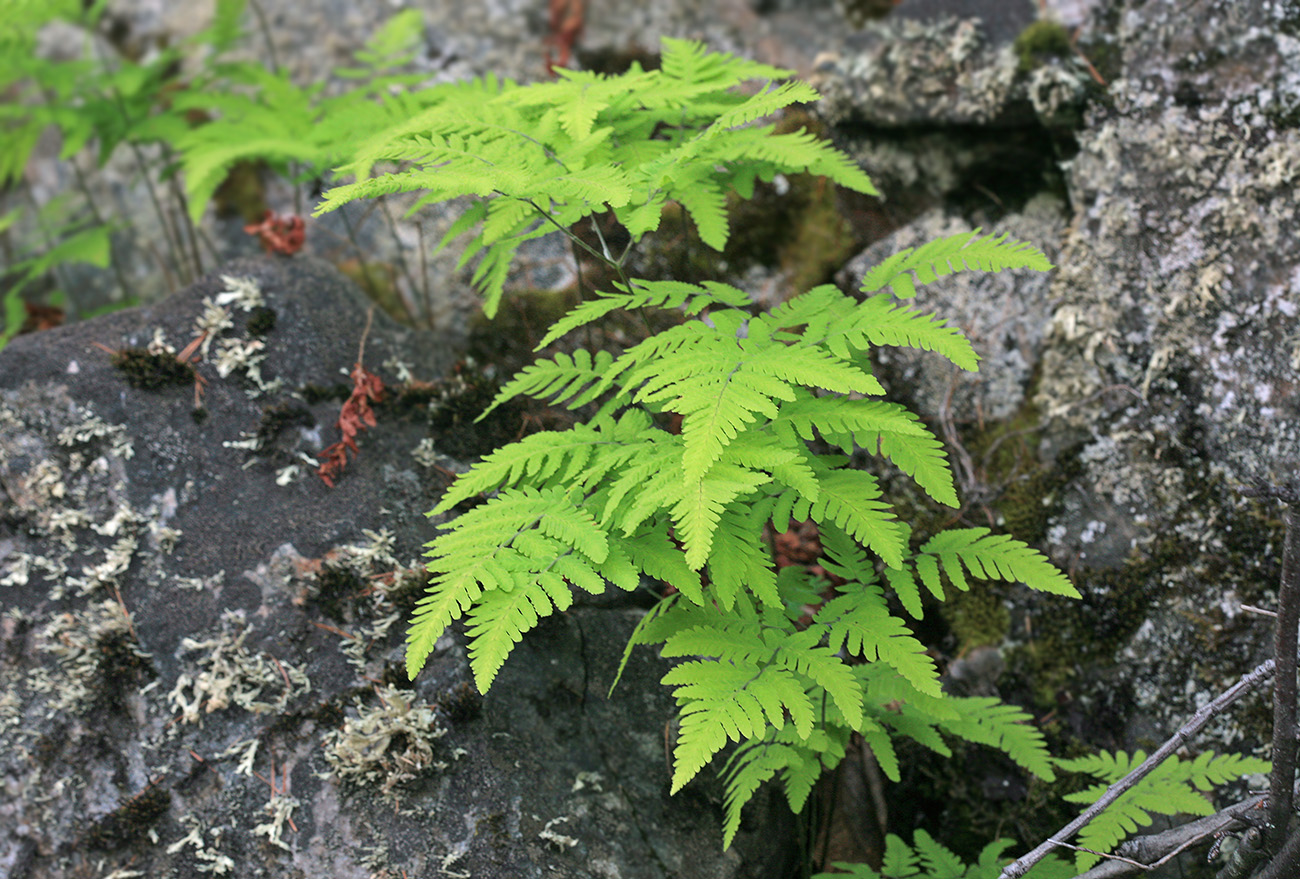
<box><xmin>1266</xmin><ymin>504</ymin><xmax>1300</xmax><ymax>854</ymax></box>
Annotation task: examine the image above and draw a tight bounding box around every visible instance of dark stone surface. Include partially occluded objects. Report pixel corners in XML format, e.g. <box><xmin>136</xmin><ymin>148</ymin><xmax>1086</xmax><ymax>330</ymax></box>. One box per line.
<box><xmin>0</xmin><ymin>256</ymin><xmax>796</xmax><ymax>878</ymax></box>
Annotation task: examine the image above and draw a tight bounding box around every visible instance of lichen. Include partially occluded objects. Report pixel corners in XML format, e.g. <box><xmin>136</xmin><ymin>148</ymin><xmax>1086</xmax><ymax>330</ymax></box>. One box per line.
<box><xmin>167</xmin><ymin>609</ymin><xmax>311</xmax><ymax>726</ymax></box>
<box><xmin>323</xmin><ymin>685</ymin><xmax>449</xmax><ymax>794</ymax></box>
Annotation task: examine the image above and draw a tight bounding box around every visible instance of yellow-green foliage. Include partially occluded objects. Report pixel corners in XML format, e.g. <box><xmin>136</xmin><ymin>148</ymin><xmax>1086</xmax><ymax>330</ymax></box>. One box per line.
<box><xmin>1014</xmin><ymin>20</ymin><xmax>1074</xmax><ymax>73</ymax></box>
<box><xmin>317</xmin><ymin>39</ymin><xmax>1077</xmax><ymax>850</ymax></box>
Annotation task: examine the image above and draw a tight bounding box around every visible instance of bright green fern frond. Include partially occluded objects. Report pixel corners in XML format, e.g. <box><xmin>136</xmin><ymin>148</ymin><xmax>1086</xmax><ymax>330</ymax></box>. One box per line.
<box><xmin>817</xmin><ymin>585</ymin><xmax>941</xmax><ymax>697</ymax></box>
<box><xmin>709</xmin><ymin>80</ymin><xmax>820</xmax><ymax>131</ymax></box>
<box><xmin>919</xmin><ymin>528</ymin><xmax>1078</xmax><ymax>597</ymax></box>
<box><xmin>668</xmin><ymin>166</ymin><xmax>729</xmax><ymax>250</ymax></box>
<box><xmin>773</xmin><ymin>396</ymin><xmax>956</xmax><ymax>506</ymax></box>
<box><xmin>860</xmin><ymin>229</ymin><xmax>1054</xmax><ymax>299</ymax></box>
<box><xmin>794</xmin><ymin>466</ymin><xmax>905</xmax><ymax>569</ymax></box>
<box><xmin>822</xmin><ymin>294</ymin><xmax>979</xmax><ymax>371</ymax></box>
<box><xmin>773</xmin><ymin>628</ymin><xmax>864</xmax><ymax>728</ymax></box>
<box><xmin>480</xmin><ymin>347</ymin><xmax>619</xmax><ymax>419</ymax></box>
<box><xmin>814</xmin><ymin>831</ymin><xmax>1073</xmax><ymax>879</ymax></box>
<box><xmin>1057</xmin><ymin>749</ymin><xmax>1271</xmax><ymax>872</ymax></box>
<box><xmin>464</xmin><ymin>569</ymin><xmax>573</xmax><ymax>690</ymax></box>
<box><xmin>711</xmin><ymin>125</ymin><xmax>878</xmax><ymax>196</ymax></box>
<box><xmin>721</xmin><ymin>725</ymin><xmax>850</xmax><ymax>848</ymax></box>
<box><xmin>432</xmin><ymin>412</ymin><xmax>652</xmax><ymax>512</ymax></box>
<box><xmin>658</xmin><ymin>36</ymin><xmax>793</xmax><ymax>95</ymax></box>
<box><xmin>660</xmin><ymin>617</ymin><xmax>768</xmax><ymax>667</ymax></box>
<box><xmin>941</xmin><ymin>696</ymin><xmax>1054</xmax><ymax>781</ymax></box>
<box><xmin>663</xmin><ymin>660</ymin><xmax>813</xmax><ymax>793</ymax></box>
<box><xmin>672</xmin><ymin>462</ymin><xmax>772</xmax><ymax>571</ymax></box>
<box><xmin>877</xmin><ymin>429</ymin><xmax>959</xmax><ymax>508</ymax></box>
<box><xmin>706</xmin><ymin>503</ymin><xmax>779</xmax><ymax>610</ymax></box>
<box><xmin>411</xmin><ymin>485</ymin><xmax>609</xmax><ymax>682</ymax></box>
<box><xmin>622</xmin><ymin>526</ymin><xmax>702</xmax><ymax>601</ymax></box>
<box><xmin>533</xmin><ymin>278</ymin><xmax>749</xmax><ymax>350</ymax></box>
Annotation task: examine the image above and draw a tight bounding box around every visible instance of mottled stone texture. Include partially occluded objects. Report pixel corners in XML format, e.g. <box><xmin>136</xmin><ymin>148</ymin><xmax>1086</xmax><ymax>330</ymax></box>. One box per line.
<box><xmin>0</xmin><ymin>256</ymin><xmax>794</xmax><ymax>878</ymax></box>
<box><xmin>825</xmin><ymin>0</ymin><xmax>1300</xmax><ymax>758</ymax></box>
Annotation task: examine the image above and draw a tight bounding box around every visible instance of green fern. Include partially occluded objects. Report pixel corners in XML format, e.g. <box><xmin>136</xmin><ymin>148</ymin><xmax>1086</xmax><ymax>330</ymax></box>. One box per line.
<box><xmin>1056</xmin><ymin>749</ymin><xmax>1270</xmax><ymax>872</ymax></box>
<box><xmin>310</xmin><ymin>37</ymin><xmax>1076</xmax><ymax>854</ymax></box>
<box><xmin>316</xmin><ymin>38</ymin><xmax>877</xmax><ymax>316</ymax></box>
<box><xmin>859</xmin><ymin>229</ymin><xmax>1054</xmax><ymax>299</ymax></box>
<box><xmin>813</xmin><ymin>830</ymin><xmax>1075</xmax><ymax>879</ymax></box>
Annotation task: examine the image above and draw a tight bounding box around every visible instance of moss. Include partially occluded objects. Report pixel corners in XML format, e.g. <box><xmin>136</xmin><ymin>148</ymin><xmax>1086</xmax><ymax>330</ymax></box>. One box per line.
<box><xmin>245</xmin><ymin>305</ymin><xmax>277</xmax><ymax>337</ymax></box>
<box><xmin>889</xmin><ymin>736</ymin><xmax>1087</xmax><ymax>866</ymax></box>
<box><xmin>1014</xmin><ymin>20</ymin><xmax>1073</xmax><ymax>73</ymax></box>
<box><xmin>941</xmin><ymin>586</ymin><xmax>1011</xmax><ymax>652</ymax></box>
<box><xmin>839</xmin><ymin>0</ymin><xmax>900</xmax><ymax>28</ymax></box>
<box><xmin>93</xmin><ymin>628</ymin><xmax>155</xmax><ymax>712</ymax></box>
<box><xmin>315</xmin><ymin>563</ymin><xmax>365</xmax><ymax>624</ymax></box>
<box><xmin>256</xmin><ymin>402</ymin><xmax>314</xmax><ymax>447</ymax></box>
<box><xmin>436</xmin><ymin>680</ymin><xmax>483</xmax><ymax>724</ymax></box>
<box><xmin>212</xmin><ymin>158</ymin><xmax>268</xmax><ymax>224</ymax></box>
<box><xmin>110</xmin><ymin>347</ymin><xmax>195</xmax><ymax>390</ymax></box>
<box><xmin>425</xmin><ymin>362</ymin><xmax>527</xmax><ymax>461</ymax></box>
<box><xmin>85</xmin><ymin>784</ymin><xmax>170</xmax><ymax>850</ymax></box>
<box><xmin>337</xmin><ymin>258</ymin><xmax>410</xmax><ymax>325</ymax></box>
<box><xmin>466</xmin><ymin>287</ymin><xmax>579</xmax><ymax>371</ymax></box>
<box><xmin>300</xmin><ymin>382</ymin><xmax>352</xmax><ymax>404</ymax></box>
<box><xmin>383</xmin><ymin>569</ymin><xmax>429</xmax><ymax>615</ymax></box>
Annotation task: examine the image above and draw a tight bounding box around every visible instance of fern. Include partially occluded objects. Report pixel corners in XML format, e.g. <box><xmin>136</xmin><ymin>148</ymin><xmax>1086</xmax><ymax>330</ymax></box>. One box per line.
<box><xmin>316</xmin><ymin>37</ymin><xmax>877</xmax><ymax>315</ymax></box>
<box><xmin>308</xmin><ymin>36</ymin><xmax>1076</xmax><ymax>856</ymax></box>
<box><xmin>813</xmin><ymin>830</ymin><xmax>1075</xmax><ymax>879</ymax></box>
<box><xmin>859</xmin><ymin>229</ymin><xmax>1054</xmax><ymax>299</ymax></box>
<box><xmin>1056</xmin><ymin>750</ymin><xmax>1270</xmax><ymax>872</ymax></box>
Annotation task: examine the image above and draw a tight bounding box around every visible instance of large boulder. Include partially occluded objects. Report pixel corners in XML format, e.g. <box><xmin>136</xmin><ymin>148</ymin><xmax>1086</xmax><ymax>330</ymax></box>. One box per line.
<box><xmin>0</xmin><ymin>255</ymin><xmax>795</xmax><ymax>878</ymax></box>
<box><xmin>823</xmin><ymin>0</ymin><xmax>1297</xmax><ymax>791</ymax></box>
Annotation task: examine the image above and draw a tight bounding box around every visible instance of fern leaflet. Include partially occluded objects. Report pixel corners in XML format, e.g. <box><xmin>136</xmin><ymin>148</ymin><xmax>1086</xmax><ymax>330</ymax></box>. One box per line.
<box><xmin>860</xmin><ymin>229</ymin><xmax>1054</xmax><ymax>299</ymax></box>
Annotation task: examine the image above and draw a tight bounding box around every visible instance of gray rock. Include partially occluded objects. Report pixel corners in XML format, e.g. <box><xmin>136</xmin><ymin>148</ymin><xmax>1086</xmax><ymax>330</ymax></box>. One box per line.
<box><xmin>0</xmin><ymin>256</ymin><xmax>794</xmax><ymax>878</ymax></box>
<box><xmin>827</xmin><ymin>0</ymin><xmax>1300</xmax><ymax>765</ymax></box>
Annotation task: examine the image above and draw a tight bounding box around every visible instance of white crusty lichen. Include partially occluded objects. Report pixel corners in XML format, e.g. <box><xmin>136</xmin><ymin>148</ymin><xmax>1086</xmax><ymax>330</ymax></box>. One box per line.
<box><xmin>55</xmin><ymin>412</ymin><xmax>134</xmax><ymax>459</ymax></box>
<box><xmin>538</xmin><ymin>816</ymin><xmax>579</xmax><ymax>851</ymax></box>
<box><xmin>167</xmin><ymin>610</ymin><xmax>310</xmax><ymax>726</ymax></box>
<box><xmin>194</xmin><ymin>298</ymin><xmax>235</xmax><ymax>358</ymax></box>
<box><xmin>215</xmin><ymin>274</ymin><xmax>265</xmax><ymax>311</ymax></box>
<box><xmin>166</xmin><ymin>816</ymin><xmax>235</xmax><ymax>874</ymax></box>
<box><xmin>38</xmin><ymin>598</ymin><xmax>146</xmax><ymax>715</ymax></box>
<box><xmin>323</xmin><ymin>685</ymin><xmax>448</xmax><ymax>794</ymax></box>
<box><xmin>252</xmin><ymin>792</ymin><xmax>300</xmax><ymax>851</ymax></box>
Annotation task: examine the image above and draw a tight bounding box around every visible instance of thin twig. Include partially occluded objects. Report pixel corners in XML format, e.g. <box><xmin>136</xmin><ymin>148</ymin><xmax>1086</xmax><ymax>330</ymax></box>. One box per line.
<box><xmin>1266</xmin><ymin>505</ymin><xmax>1300</xmax><ymax>853</ymax></box>
<box><xmin>1071</xmin><ymin>795</ymin><xmax>1267</xmax><ymax>878</ymax></box>
<box><xmin>356</xmin><ymin>303</ymin><xmax>375</xmax><ymax>365</ymax></box>
<box><xmin>999</xmin><ymin>655</ymin><xmax>1278</xmax><ymax>878</ymax></box>
<box><xmin>1253</xmin><ymin>825</ymin><xmax>1300</xmax><ymax>879</ymax></box>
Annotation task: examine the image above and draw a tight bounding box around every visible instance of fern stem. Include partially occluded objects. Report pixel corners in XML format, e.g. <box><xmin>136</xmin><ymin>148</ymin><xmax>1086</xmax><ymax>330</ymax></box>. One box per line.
<box><xmin>18</xmin><ymin>181</ymin><xmax>77</xmax><ymax>303</ymax></box>
<box><xmin>247</xmin><ymin>0</ymin><xmax>282</xmax><ymax>74</ymax></box>
<box><xmin>377</xmin><ymin>197</ymin><xmax>421</xmax><ymax>314</ymax></box>
<box><xmin>337</xmin><ymin>204</ymin><xmax>380</xmax><ymax>306</ymax></box>
<box><xmin>522</xmin><ymin>197</ymin><xmax>611</xmax><ymax>270</ymax></box>
<box><xmin>163</xmin><ymin>167</ymin><xmax>205</xmax><ymax>281</ymax></box>
<box><xmin>416</xmin><ymin>219</ymin><xmax>432</xmax><ymax>328</ymax></box>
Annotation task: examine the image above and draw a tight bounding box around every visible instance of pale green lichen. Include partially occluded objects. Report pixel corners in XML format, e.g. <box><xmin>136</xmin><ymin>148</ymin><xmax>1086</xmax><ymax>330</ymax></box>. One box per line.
<box><xmin>165</xmin><ymin>815</ymin><xmax>235</xmax><ymax>874</ymax></box>
<box><xmin>323</xmin><ymin>685</ymin><xmax>449</xmax><ymax>794</ymax></box>
<box><xmin>167</xmin><ymin>610</ymin><xmax>310</xmax><ymax>726</ymax></box>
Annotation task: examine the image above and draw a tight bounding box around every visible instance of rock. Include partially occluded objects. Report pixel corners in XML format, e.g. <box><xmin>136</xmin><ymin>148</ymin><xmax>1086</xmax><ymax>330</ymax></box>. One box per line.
<box><xmin>826</xmin><ymin>0</ymin><xmax>1300</xmax><ymax>773</ymax></box>
<box><xmin>0</xmin><ymin>256</ymin><xmax>794</xmax><ymax>878</ymax></box>
<box><xmin>1028</xmin><ymin>0</ymin><xmax>1300</xmax><ymax>746</ymax></box>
